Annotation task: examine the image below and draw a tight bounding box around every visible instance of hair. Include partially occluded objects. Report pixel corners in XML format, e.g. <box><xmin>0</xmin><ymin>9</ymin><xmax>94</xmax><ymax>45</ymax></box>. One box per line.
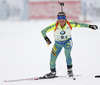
<box><xmin>57</xmin><ymin>12</ymin><xmax>66</xmax><ymax>17</ymax></box>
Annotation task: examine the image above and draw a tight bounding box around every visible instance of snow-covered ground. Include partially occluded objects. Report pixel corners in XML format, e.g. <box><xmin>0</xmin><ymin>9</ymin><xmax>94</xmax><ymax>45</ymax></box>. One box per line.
<box><xmin>0</xmin><ymin>20</ymin><xmax>100</xmax><ymax>85</ymax></box>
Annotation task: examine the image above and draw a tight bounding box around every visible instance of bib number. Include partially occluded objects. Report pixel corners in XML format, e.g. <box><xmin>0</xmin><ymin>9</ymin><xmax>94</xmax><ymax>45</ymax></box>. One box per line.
<box><xmin>57</xmin><ymin>35</ymin><xmax>68</xmax><ymax>40</ymax></box>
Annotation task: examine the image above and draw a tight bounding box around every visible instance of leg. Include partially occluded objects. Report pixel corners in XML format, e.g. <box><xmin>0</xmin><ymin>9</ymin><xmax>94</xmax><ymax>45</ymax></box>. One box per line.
<box><xmin>64</xmin><ymin>40</ymin><xmax>73</xmax><ymax>77</ymax></box>
<box><xmin>64</xmin><ymin>40</ymin><xmax>72</xmax><ymax>66</ymax></box>
<box><xmin>50</xmin><ymin>42</ymin><xmax>62</xmax><ymax>70</ymax></box>
<box><xmin>43</xmin><ymin>42</ymin><xmax>62</xmax><ymax>78</ymax></box>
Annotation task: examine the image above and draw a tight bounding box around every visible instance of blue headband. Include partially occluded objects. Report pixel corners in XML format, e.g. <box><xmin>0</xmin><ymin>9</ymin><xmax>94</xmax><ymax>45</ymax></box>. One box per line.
<box><xmin>58</xmin><ymin>16</ymin><xmax>66</xmax><ymax>20</ymax></box>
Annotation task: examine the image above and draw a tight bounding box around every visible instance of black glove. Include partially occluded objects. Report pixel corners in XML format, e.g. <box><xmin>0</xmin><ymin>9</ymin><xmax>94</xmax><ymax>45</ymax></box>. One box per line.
<box><xmin>89</xmin><ymin>25</ymin><xmax>98</xmax><ymax>30</ymax></box>
<box><xmin>44</xmin><ymin>36</ymin><xmax>52</xmax><ymax>45</ymax></box>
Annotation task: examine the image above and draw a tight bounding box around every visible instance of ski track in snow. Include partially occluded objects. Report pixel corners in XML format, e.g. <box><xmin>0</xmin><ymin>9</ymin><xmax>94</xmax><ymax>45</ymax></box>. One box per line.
<box><xmin>0</xmin><ymin>20</ymin><xmax>100</xmax><ymax>85</ymax></box>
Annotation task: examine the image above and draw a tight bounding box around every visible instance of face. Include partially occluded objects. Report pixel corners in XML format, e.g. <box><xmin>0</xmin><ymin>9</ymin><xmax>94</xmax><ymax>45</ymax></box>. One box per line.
<box><xmin>58</xmin><ymin>19</ymin><xmax>66</xmax><ymax>27</ymax></box>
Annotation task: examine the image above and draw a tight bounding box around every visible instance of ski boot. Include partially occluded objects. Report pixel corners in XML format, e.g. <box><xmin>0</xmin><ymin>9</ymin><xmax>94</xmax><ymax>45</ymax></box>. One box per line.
<box><xmin>43</xmin><ymin>68</ymin><xmax>56</xmax><ymax>79</ymax></box>
<box><xmin>67</xmin><ymin>65</ymin><xmax>73</xmax><ymax>77</ymax></box>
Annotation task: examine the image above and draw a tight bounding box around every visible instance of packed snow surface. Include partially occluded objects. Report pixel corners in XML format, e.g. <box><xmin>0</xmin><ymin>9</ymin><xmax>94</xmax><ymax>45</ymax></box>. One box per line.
<box><xmin>0</xmin><ymin>20</ymin><xmax>100</xmax><ymax>85</ymax></box>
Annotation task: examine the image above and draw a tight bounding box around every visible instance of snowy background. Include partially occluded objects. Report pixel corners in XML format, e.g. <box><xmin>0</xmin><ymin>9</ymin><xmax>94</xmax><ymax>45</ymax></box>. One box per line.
<box><xmin>0</xmin><ymin>20</ymin><xmax>100</xmax><ymax>85</ymax></box>
<box><xmin>0</xmin><ymin>0</ymin><xmax>100</xmax><ymax>85</ymax></box>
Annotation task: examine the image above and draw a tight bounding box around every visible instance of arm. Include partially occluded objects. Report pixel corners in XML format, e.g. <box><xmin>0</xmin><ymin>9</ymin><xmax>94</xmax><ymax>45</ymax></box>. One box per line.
<box><xmin>69</xmin><ymin>21</ymin><xmax>98</xmax><ymax>30</ymax></box>
<box><xmin>41</xmin><ymin>22</ymin><xmax>56</xmax><ymax>45</ymax></box>
<box><xmin>41</xmin><ymin>22</ymin><xmax>56</xmax><ymax>37</ymax></box>
<box><xmin>69</xmin><ymin>21</ymin><xmax>89</xmax><ymax>28</ymax></box>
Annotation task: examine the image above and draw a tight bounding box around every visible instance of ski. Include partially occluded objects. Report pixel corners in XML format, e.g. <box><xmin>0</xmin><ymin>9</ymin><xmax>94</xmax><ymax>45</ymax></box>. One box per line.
<box><xmin>4</xmin><ymin>77</ymin><xmax>40</xmax><ymax>82</ymax></box>
<box><xmin>4</xmin><ymin>75</ymin><xmax>81</xmax><ymax>82</ymax></box>
<box><xmin>95</xmin><ymin>75</ymin><xmax>100</xmax><ymax>78</ymax></box>
<box><xmin>4</xmin><ymin>76</ymin><xmax>60</xmax><ymax>82</ymax></box>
